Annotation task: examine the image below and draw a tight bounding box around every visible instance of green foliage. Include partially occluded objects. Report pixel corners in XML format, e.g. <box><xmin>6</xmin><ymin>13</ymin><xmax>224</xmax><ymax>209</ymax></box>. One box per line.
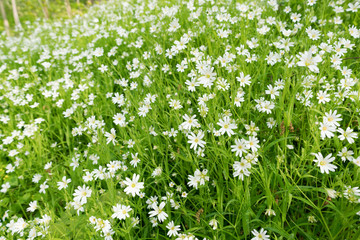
<box><xmin>0</xmin><ymin>0</ymin><xmax>360</xmax><ymax>239</ymax></box>
<box><xmin>0</xmin><ymin>0</ymin><xmax>96</xmax><ymax>33</ymax></box>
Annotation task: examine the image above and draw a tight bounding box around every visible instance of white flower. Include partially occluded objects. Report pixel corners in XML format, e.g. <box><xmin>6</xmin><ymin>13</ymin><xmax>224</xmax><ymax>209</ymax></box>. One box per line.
<box><xmin>255</xmin><ymin>98</ymin><xmax>275</xmax><ymax>114</ymax></box>
<box><xmin>245</xmin><ymin>121</ymin><xmax>259</xmax><ymax>136</ymax></box>
<box><xmin>149</xmin><ymin>202</ymin><xmax>168</xmax><ymax>222</ymax></box>
<box><xmin>130</xmin><ymin>153</ymin><xmax>141</xmax><ymax>167</ymax></box>
<box><xmin>209</xmin><ymin>218</ymin><xmax>218</xmax><ymax>230</ymax></box>
<box><xmin>123</xmin><ymin>174</ymin><xmax>144</xmax><ymax>197</ymax></box>
<box><xmin>236</xmin><ymin>72</ymin><xmax>251</xmax><ymax>87</ymax></box>
<box><xmin>352</xmin><ymin>157</ymin><xmax>360</xmax><ymax>167</ymax></box>
<box><xmin>0</xmin><ymin>182</ymin><xmax>10</xmax><ymax>193</ymax></box>
<box><xmin>217</xmin><ymin>116</ymin><xmax>237</xmax><ymax>136</ymax></box>
<box><xmin>27</xmin><ymin>201</ymin><xmax>38</xmax><ymax>212</ymax></box>
<box><xmin>265</xmin><ymin>208</ymin><xmax>276</xmax><ymax>216</ymax></box>
<box><xmin>348</xmin><ymin>25</ymin><xmax>360</xmax><ymax>38</ymax></box>
<box><xmin>198</xmin><ymin>66</ymin><xmax>216</xmax><ymax>88</ymax></box>
<box><xmin>150</xmin><ymin>217</ymin><xmax>158</xmax><ymax>227</ymax></box>
<box><xmin>113</xmin><ymin>113</ymin><xmax>126</xmax><ymax>126</ymax></box>
<box><xmin>325</xmin><ymin>188</ymin><xmax>337</xmax><ymax>199</ymax></box>
<box><xmin>103</xmin><ymin>229</ymin><xmax>115</xmax><ymax>240</ymax></box>
<box><xmin>187</xmin><ymin>131</ymin><xmax>206</xmax><ymax>151</ymax></box>
<box><xmin>247</xmin><ymin>136</ymin><xmax>260</xmax><ymax>152</ymax></box>
<box><xmin>317</xmin><ymin>90</ymin><xmax>330</xmax><ymax>104</ymax></box>
<box><xmin>344</xmin><ymin>186</ymin><xmax>360</xmax><ymax>198</ymax></box>
<box><xmin>71</xmin><ymin>199</ymin><xmax>85</xmax><ymax>215</ymax></box>
<box><xmin>319</xmin><ymin>121</ymin><xmax>336</xmax><ymax>139</ymax></box>
<box><xmin>265</xmin><ymin>85</ymin><xmax>279</xmax><ymax>99</ymax></box>
<box><xmin>297</xmin><ymin>50</ymin><xmax>322</xmax><ymax>73</ymax></box>
<box><xmin>104</xmin><ymin>128</ymin><xmax>117</xmax><ymax>145</ymax></box>
<box><xmin>180</xmin><ymin>114</ymin><xmax>199</xmax><ymax>130</ymax></box>
<box><xmin>188</xmin><ymin>169</ymin><xmax>209</xmax><ymax>189</ymax></box>
<box><xmin>185</xmin><ymin>79</ymin><xmax>200</xmax><ymax>92</ymax></box>
<box><xmin>251</xmin><ymin>228</ymin><xmax>270</xmax><ymax>240</ymax></box>
<box><xmin>57</xmin><ymin>176</ymin><xmax>71</xmax><ymax>190</ymax></box>
<box><xmin>323</xmin><ymin>110</ymin><xmax>342</xmax><ymax>127</ymax></box>
<box><xmin>337</xmin><ymin>127</ymin><xmax>358</xmax><ymax>144</ymax></box>
<box><xmin>337</xmin><ymin>147</ymin><xmax>354</xmax><ymax>162</ymax></box>
<box><xmin>166</xmin><ymin>221</ymin><xmax>181</xmax><ymax>237</ymax></box>
<box><xmin>28</xmin><ymin>228</ymin><xmax>37</xmax><ymax>239</ymax></box>
<box><xmin>39</xmin><ymin>181</ymin><xmax>49</xmax><ymax>194</ymax></box>
<box><xmin>152</xmin><ymin>166</ymin><xmax>162</xmax><ymax>177</ymax></box>
<box><xmin>266</xmin><ymin>118</ymin><xmax>277</xmax><ymax>128</ymax></box>
<box><xmin>111</xmin><ymin>204</ymin><xmax>132</xmax><ymax>220</ymax></box>
<box><xmin>83</xmin><ymin>171</ymin><xmax>94</xmax><ymax>182</ymax></box>
<box><xmin>306</xmin><ymin>26</ymin><xmax>321</xmax><ymax>40</ymax></box>
<box><xmin>231</xmin><ymin>138</ymin><xmax>249</xmax><ymax>157</ymax></box>
<box><xmin>312</xmin><ymin>152</ymin><xmax>337</xmax><ymax>174</ymax></box>
<box><xmin>234</xmin><ymin>159</ymin><xmax>251</xmax><ymax>172</ymax></box>
<box><xmin>307</xmin><ymin>0</ymin><xmax>317</xmax><ymax>6</ymax></box>
<box><xmin>169</xmin><ymin>99</ymin><xmax>183</xmax><ymax>110</ymax></box>
<box><xmin>233</xmin><ymin>160</ymin><xmax>251</xmax><ymax>180</ymax></box>
<box><xmin>73</xmin><ymin>185</ymin><xmax>92</xmax><ymax>204</ymax></box>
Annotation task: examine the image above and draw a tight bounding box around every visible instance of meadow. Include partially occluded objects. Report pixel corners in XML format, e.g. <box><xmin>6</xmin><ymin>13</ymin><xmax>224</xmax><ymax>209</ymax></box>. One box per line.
<box><xmin>0</xmin><ymin>0</ymin><xmax>360</xmax><ymax>239</ymax></box>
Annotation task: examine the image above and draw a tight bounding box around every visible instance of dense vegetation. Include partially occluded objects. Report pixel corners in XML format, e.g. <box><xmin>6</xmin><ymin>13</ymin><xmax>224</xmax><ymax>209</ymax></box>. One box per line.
<box><xmin>0</xmin><ymin>0</ymin><xmax>360</xmax><ymax>239</ymax></box>
<box><xmin>0</xmin><ymin>0</ymin><xmax>93</xmax><ymax>33</ymax></box>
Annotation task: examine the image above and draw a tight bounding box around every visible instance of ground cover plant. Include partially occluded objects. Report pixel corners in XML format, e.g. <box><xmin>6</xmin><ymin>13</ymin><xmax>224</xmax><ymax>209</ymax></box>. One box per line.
<box><xmin>0</xmin><ymin>0</ymin><xmax>360</xmax><ymax>239</ymax></box>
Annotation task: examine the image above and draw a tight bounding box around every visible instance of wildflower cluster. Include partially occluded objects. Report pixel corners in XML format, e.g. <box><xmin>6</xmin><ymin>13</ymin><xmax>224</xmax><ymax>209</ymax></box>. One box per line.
<box><xmin>0</xmin><ymin>0</ymin><xmax>359</xmax><ymax>239</ymax></box>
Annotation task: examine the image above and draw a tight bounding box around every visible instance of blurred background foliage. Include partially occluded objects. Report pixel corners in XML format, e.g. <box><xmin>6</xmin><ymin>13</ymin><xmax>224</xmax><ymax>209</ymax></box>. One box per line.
<box><xmin>0</xmin><ymin>0</ymin><xmax>102</xmax><ymax>35</ymax></box>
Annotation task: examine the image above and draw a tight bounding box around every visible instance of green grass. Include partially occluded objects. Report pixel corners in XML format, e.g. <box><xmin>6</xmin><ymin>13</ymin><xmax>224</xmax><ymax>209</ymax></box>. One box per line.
<box><xmin>0</xmin><ymin>0</ymin><xmax>360</xmax><ymax>239</ymax></box>
<box><xmin>0</xmin><ymin>0</ymin><xmax>94</xmax><ymax>33</ymax></box>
